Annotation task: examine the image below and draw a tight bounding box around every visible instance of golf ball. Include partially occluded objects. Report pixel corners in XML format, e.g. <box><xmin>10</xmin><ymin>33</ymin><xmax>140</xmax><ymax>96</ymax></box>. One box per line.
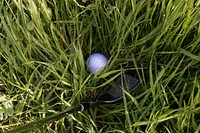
<box><xmin>86</xmin><ymin>53</ymin><xmax>108</xmax><ymax>74</ymax></box>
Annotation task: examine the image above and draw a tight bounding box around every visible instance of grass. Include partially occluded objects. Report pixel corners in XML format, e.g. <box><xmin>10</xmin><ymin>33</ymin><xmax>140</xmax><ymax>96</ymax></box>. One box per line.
<box><xmin>0</xmin><ymin>0</ymin><xmax>200</xmax><ymax>132</ymax></box>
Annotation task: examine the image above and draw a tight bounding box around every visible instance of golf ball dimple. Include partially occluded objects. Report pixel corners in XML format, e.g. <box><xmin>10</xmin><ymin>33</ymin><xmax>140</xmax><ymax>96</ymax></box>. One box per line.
<box><xmin>86</xmin><ymin>53</ymin><xmax>108</xmax><ymax>74</ymax></box>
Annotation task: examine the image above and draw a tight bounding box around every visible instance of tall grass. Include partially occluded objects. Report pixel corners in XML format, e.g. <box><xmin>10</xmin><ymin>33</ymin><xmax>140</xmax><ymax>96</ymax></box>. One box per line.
<box><xmin>0</xmin><ymin>0</ymin><xmax>200</xmax><ymax>132</ymax></box>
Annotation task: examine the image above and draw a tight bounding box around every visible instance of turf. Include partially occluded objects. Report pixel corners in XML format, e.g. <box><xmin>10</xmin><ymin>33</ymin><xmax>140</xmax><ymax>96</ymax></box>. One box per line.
<box><xmin>0</xmin><ymin>0</ymin><xmax>200</xmax><ymax>132</ymax></box>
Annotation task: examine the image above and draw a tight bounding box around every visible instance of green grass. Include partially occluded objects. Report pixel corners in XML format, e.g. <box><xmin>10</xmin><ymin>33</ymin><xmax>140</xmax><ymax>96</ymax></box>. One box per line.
<box><xmin>0</xmin><ymin>0</ymin><xmax>200</xmax><ymax>132</ymax></box>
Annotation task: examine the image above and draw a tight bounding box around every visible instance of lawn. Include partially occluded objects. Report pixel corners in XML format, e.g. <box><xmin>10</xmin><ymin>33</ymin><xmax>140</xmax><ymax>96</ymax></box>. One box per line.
<box><xmin>0</xmin><ymin>0</ymin><xmax>200</xmax><ymax>132</ymax></box>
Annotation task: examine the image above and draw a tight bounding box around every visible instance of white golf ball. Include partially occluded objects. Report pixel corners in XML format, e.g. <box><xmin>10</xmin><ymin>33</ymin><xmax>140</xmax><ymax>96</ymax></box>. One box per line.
<box><xmin>86</xmin><ymin>53</ymin><xmax>108</xmax><ymax>74</ymax></box>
